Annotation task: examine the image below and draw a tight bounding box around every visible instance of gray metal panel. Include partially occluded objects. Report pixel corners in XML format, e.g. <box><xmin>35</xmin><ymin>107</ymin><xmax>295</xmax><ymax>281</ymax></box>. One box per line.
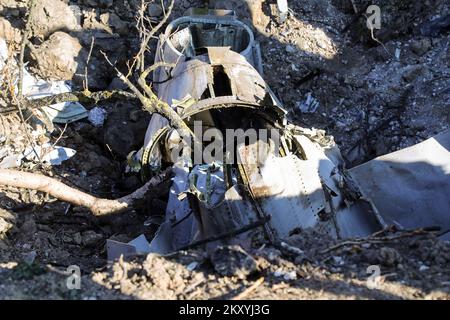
<box><xmin>349</xmin><ymin>130</ymin><xmax>450</xmax><ymax>231</ymax></box>
<box><xmin>335</xmin><ymin>200</ymin><xmax>383</xmax><ymax>238</ymax></box>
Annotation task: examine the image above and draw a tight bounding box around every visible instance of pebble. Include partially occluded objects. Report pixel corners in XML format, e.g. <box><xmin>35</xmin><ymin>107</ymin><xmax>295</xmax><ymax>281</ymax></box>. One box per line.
<box><xmin>285</xmin><ymin>45</ymin><xmax>296</xmax><ymax>54</ymax></box>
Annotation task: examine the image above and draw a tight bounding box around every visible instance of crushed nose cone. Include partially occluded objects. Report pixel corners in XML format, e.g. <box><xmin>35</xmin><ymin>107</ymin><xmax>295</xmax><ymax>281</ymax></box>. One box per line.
<box><xmin>137</xmin><ymin>10</ymin><xmax>449</xmax><ymax>255</ymax></box>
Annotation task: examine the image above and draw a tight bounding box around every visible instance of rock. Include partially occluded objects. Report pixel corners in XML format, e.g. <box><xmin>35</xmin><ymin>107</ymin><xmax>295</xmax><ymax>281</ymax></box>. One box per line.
<box><xmin>108</xmin><ymin>77</ymin><xmax>128</xmax><ymax>91</ymax></box>
<box><xmin>28</xmin><ymin>0</ymin><xmax>80</xmax><ymax>38</ymax></box>
<box><xmin>88</xmin><ymin>107</ymin><xmax>107</xmax><ymax>127</ymax></box>
<box><xmin>0</xmin><ymin>17</ymin><xmax>22</xmax><ymax>43</ymax></box>
<box><xmin>410</xmin><ymin>38</ymin><xmax>432</xmax><ymax>56</ymax></box>
<box><xmin>31</xmin><ymin>32</ymin><xmax>84</xmax><ymax>81</ymax></box>
<box><xmin>73</xmin><ymin>232</ymin><xmax>82</xmax><ymax>245</ymax></box>
<box><xmin>285</xmin><ymin>45</ymin><xmax>296</xmax><ymax>54</ymax></box>
<box><xmin>186</xmin><ymin>261</ymin><xmax>199</xmax><ymax>271</ymax></box>
<box><xmin>210</xmin><ymin>245</ymin><xmax>257</xmax><ymax>279</ymax></box>
<box><xmin>419</xmin><ymin>14</ymin><xmax>450</xmax><ymax>37</ymax></box>
<box><xmin>402</xmin><ymin>65</ymin><xmax>426</xmax><ymax>83</ymax></box>
<box><xmin>102</xmin><ymin>104</ymin><xmax>150</xmax><ymax>159</ymax></box>
<box><xmin>100</xmin><ymin>12</ymin><xmax>129</xmax><ymax>35</ymax></box>
<box><xmin>20</xmin><ymin>217</ymin><xmax>37</xmax><ymax>236</ymax></box>
<box><xmin>22</xmin><ymin>251</ymin><xmax>37</xmax><ymax>264</ymax></box>
<box><xmin>104</xmin><ymin>121</ymin><xmax>135</xmax><ymax>159</ymax></box>
<box><xmin>244</xmin><ymin>0</ymin><xmax>270</xmax><ymax>31</ymax></box>
<box><xmin>78</xmin><ymin>150</ymin><xmax>112</xmax><ymax>173</ymax></box>
<box><xmin>374</xmin><ymin>136</ymin><xmax>390</xmax><ymax>156</ymax></box>
<box><xmin>0</xmin><ymin>217</ymin><xmax>12</xmax><ymax>234</ymax></box>
<box><xmin>83</xmin><ymin>0</ymin><xmax>113</xmax><ymax>8</ymax></box>
<box><xmin>274</xmin><ymin>269</ymin><xmax>297</xmax><ymax>281</ymax></box>
<box><xmin>0</xmin><ymin>155</ymin><xmax>22</xmax><ymax>169</ymax></box>
<box><xmin>148</xmin><ymin>3</ymin><xmax>163</xmax><ymax>17</ymax></box>
<box><xmin>332</xmin><ymin>255</ymin><xmax>345</xmax><ymax>266</ymax></box>
<box><xmin>379</xmin><ymin>247</ymin><xmax>402</xmax><ymax>267</ymax></box>
<box><xmin>81</xmin><ymin>230</ymin><xmax>103</xmax><ymax>246</ymax></box>
<box><xmin>99</xmin><ymin>0</ymin><xmax>114</xmax><ymax>8</ymax></box>
<box><xmin>419</xmin><ymin>264</ymin><xmax>429</xmax><ymax>272</ymax></box>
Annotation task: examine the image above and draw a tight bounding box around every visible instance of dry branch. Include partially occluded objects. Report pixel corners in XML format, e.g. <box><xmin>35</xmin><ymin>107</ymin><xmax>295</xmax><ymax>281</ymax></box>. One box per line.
<box><xmin>0</xmin><ymin>168</ymin><xmax>172</xmax><ymax>216</ymax></box>
<box><xmin>0</xmin><ymin>90</ymin><xmax>137</xmax><ymax>114</ymax></box>
<box><xmin>321</xmin><ymin>227</ymin><xmax>440</xmax><ymax>254</ymax></box>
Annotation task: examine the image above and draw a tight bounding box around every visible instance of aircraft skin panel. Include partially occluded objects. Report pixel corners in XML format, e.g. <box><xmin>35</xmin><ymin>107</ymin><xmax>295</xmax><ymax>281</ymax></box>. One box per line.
<box><xmin>349</xmin><ymin>130</ymin><xmax>450</xmax><ymax>231</ymax></box>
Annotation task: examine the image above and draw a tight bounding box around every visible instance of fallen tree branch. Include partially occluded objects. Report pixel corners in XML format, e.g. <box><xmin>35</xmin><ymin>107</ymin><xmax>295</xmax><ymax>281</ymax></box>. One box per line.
<box><xmin>0</xmin><ymin>90</ymin><xmax>137</xmax><ymax>114</ymax></box>
<box><xmin>0</xmin><ymin>168</ymin><xmax>172</xmax><ymax>216</ymax></box>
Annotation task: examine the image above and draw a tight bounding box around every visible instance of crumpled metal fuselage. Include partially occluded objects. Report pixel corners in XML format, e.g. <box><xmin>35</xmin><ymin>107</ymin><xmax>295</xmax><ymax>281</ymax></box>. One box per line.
<box><xmin>138</xmin><ymin>12</ymin><xmax>450</xmax><ymax>253</ymax></box>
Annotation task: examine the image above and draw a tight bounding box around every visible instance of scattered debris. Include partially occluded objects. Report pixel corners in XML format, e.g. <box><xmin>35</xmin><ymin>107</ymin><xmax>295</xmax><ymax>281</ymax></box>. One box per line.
<box><xmin>0</xmin><ymin>0</ymin><xmax>449</xmax><ymax>301</ymax></box>
<box><xmin>274</xmin><ymin>269</ymin><xmax>297</xmax><ymax>281</ymax></box>
<box><xmin>277</xmin><ymin>0</ymin><xmax>289</xmax><ymax>23</ymax></box>
<box><xmin>210</xmin><ymin>245</ymin><xmax>258</xmax><ymax>279</ymax></box>
<box><xmin>106</xmin><ymin>234</ymin><xmax>151</xmax><ymax>261</ymax></box>
<box><xmin>88</xmin><ymin>106</ymin><xmax>107</xmax><ymax>127</ymax></box>
<box><xmin>297</xmin><ymin>92</ymin><xmax>320</xmax><ymax>113</ymax></box>
<box><xmin>23</xmin><ymin>143</ymin><xmax>76</xmax><ymax>166</ymax></box>
<box><xmin>419</xmin><ymin>14</ymin><xmax>450</xmax><ymax>37</ymax></box>
<box><xmin>25</xmin><ymin>79</ymin><xmax>88</xmax><ymax>124</ymax></box>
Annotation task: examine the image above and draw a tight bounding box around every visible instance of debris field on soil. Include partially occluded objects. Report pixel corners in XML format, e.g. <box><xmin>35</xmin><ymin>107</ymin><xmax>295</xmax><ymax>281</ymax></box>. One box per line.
<box><xmin>0</xmin><ymin>0</ymin><xmax>449</xmax><ymax>300</ymax></box>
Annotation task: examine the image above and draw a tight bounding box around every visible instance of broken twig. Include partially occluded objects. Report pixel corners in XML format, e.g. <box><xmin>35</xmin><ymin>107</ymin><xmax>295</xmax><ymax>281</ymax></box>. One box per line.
<box><xmin>231</xmin><ymin>277</ymin><xmax>265</xmax><ymax>300</ymax></box>
<box><xmin>321</xmin><ymin>227</ymin><xmax>440</xmax><ymax>254</ymax></box>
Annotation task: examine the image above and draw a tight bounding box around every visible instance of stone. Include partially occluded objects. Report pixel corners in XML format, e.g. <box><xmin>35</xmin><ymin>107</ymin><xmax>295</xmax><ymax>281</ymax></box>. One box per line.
<box><xmin>0</xmin><ymin>17</ymin><xmax>22</xmax><ymax>43</ymax></box>
<box><xmin>379</xmin><ymin>247</ymin><xmax>402</xmax><ymax>267</ymax></box>
<box><xmin>210</xmin><ymin>245</ymin><xmax>257</xmax><ymax>279</ymax></box>
<box><xmin>104</xmin><ymin>120</ymin><xmax>135</xmax><ymax>158</ymax></box>
<box><xmin>81</xmin><ymin>230</ymin><xmax>103</xmax><ymax>246</ymax></box>
<box><xmin>100</xmin><ymin>12</ymin><xmax>129</xmax><ymax>35</ymax></box>
<box><xmin>73</xmin><ymin>232</ymin><xmax>82</xmax><ymax>245</ymax></box>
<box><xmin>99</xmin><ymin>0</ymin><xmax>114</xmax><ymax>8</ymax></box>
<box><xmin>148</xmin><ymin>3</ymin><xmax>163</xmax><ymax>17</ymax></box>
<box><xmin>410</xmin><ymin>38</ymin><xmax>432</xmax><ymax>56</ymax></box>
<box><xmin>0</xmin><ymin>217</ymin><xmax>12</xmax><ymax>234</ymax></box>
<box><xmin>285</xmin><ymin>45</ymin><xmax>296</xmax><ymax>54</ymax></box>
<box><xmin>79</xmin><ymin>150</ymin><xmax>112</xmax><ymax>173</ymax></box>
<box><xmin>402</xmin><ymin>64</ymin><xmax>426</xmax><ymax>83</ymax></box>
<box><xmin>31</xmin><ymin>32</ymin><xmax>84</xmax><ymax>81</ymax></box>
<box><xmin>20</xmin><ymin>217</ymin><xmax>37</xmax><ymax>236</ymax></box>
<box><xmin>108</xmin><ymin>77</ymin><xmax>128</xmax><ymax>91</ymax></box>
<box><xmin>28</xmin><ymin>0</ymin><xmax>80</xmax><ymax>38</ymax></box>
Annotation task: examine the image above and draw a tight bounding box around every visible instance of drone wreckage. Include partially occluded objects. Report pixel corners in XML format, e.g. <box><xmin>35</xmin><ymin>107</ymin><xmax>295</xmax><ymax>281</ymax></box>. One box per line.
<box><xmin>107</xmin><ymin>10</ymin><xmax>450</xmax><ymax>259</ymax></box>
